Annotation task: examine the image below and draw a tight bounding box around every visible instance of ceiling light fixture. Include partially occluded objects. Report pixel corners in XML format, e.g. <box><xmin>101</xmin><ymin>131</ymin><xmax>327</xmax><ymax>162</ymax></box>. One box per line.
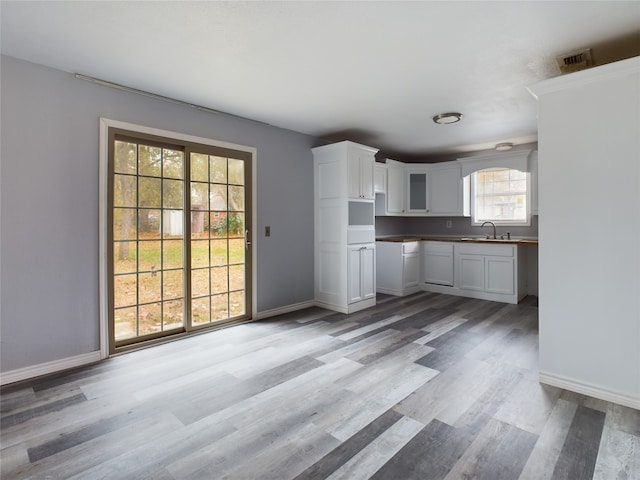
<box><xmin>495</xmin><ymin>142</ymin><xmax>514</xmax><ymax>151</ymax></box>
<box><xmin>432</xmin><ymin>112</ymin><xmax>463</xmax><ymax>124</ymax></box>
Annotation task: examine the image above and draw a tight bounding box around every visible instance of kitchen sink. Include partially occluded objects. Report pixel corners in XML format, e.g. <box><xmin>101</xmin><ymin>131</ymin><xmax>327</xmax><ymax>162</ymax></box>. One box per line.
<box><xmin>460</xmin><ymin>237</ymin><xmax>521</xmax><ymax>242</ymax></box>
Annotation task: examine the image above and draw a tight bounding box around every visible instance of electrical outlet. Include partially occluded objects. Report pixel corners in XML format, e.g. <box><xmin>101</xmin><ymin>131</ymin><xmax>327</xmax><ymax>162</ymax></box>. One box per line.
<box><xmin>265</xmin><ymin>226</ymin><xmax>271</xmax><ymax>237</ymax></box>
<box><xmin>446</xmin><ymin>220</ymin><xmax>452</xmax><ymax>228</ymax></box>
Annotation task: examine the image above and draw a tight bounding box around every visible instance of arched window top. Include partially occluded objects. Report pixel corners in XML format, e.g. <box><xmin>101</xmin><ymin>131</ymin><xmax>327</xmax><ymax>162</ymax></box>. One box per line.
<box><xmin>458</xmin><ymin>150</ymin><xmax>533</xmax><ymax>177</ymax></box>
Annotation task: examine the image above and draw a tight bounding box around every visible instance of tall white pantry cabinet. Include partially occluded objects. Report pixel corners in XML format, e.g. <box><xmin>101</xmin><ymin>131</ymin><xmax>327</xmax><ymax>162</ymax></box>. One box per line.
<box><xmin>313</xmin><ymin>141</ymin><xmax>379</xmax><ymax>313</ymax></box>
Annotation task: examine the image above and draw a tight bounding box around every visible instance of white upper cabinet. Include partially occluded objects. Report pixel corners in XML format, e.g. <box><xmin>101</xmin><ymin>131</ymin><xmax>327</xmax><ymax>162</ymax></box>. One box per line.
<box><xmin>406</xmin><ymin>167</ymin><xmax>429</xmax><ymax>213</ymax></box>
<box><xmin>404</xmin><ymin>161</ymin><xmax>463</xmax><ymax>216</ymax></box>
<box><xmin>348</xmin><ymin>147</ymin><xmax>375</xmax><ymax>199</ymax></box>
<box><xmin>429</xmin><ymin>163</ymin><xmax>463</xmax><ymax>215</ymax></box>
<box><xmin>386</xmin><ymin>159</ymin><xmax>405</xmax><ymax>214</ymax></box>
<box><xmin>374</xmin><ymin>163</ymin><xmax>387</xmax><ymax>194</ymax></box>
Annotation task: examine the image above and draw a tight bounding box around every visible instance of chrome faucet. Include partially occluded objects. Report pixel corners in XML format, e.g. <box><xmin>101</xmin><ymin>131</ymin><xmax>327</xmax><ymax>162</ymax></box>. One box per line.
<box><xmin>481</xmin><ymin>221</ymin><xmax>497</xmax><ymax>239</ymax></box>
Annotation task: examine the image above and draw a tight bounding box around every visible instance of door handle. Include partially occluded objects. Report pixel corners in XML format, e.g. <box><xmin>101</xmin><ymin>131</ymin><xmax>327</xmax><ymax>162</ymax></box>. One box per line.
<box><xmin>245</xmin><ymin>229</ymin><xmax>251</xmax><ymax>250</ymax></box>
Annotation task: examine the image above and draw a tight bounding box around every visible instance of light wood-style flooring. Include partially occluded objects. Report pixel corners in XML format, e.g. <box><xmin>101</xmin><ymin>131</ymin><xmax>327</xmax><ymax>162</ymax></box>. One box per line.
<box><xmin>1</xmin><ymin>292</ymin><xmax>639</xmax><ymax>479</ymax></box>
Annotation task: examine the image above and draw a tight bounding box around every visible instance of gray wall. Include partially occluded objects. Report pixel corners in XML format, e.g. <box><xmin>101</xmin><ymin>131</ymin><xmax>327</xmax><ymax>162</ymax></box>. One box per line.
<box><xmin>0</xmin><ymin>55</ymin><xmax>315</xmax><ymax>372</ymax></box>
<box><xmin>532</xmin><ymin>58</ymin><xmax>640</xmax><ymax>405</ymax></box>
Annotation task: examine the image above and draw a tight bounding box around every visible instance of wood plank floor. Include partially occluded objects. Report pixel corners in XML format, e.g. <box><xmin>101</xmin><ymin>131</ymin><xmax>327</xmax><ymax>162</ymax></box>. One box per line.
<box><xmin>2</xmin><ymin>292</ymin><xmax>639</xmax><ymax>479</ymax></box>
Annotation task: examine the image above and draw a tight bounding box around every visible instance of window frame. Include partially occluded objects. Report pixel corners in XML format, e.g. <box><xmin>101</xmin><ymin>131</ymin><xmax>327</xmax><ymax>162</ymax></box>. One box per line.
<box><xmin>469</xmin><ymin>167</ymin><xmax>531</xmax><ymax>227</ymax></box>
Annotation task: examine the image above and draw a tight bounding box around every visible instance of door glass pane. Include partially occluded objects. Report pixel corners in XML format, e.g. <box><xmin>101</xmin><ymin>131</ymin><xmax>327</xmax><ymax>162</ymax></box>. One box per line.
<box><xmin>114</xmin><ymin>242</ymin><xmax>136</xmax><ymax>274</ymax></box>
<box><xmin>211</xmin><ymin>266</ymin><xmax>228</xmax><ymax>294</ymax></box>
<box><xmin>163</xmin><ymin>180</ymin><xmax>183</xmax><ymax>209</ymax></box>
<box><xmin>211</xmin><ymin>294</ymin><xmax>229</xmax><ymax>320</ymax></box>
<box><xmin>191</xmin><ymin>153</ymin><xmax>208</xmax><ymax>182</ymax></box>
<box><xmin>163</xmin><ymin>299</ymin><xmax>183</xmax><ymax>330</ymax></box>
<box><xmin>114</xmin><ymin>141</ymin><xmax>137</xmax><ymax>174</ymax></box>
<box><xmin>192</xmin><ymin>296</ymin><xmax>210</xmax><ymax>325</ymax></box>
<box><xmin>114</xmin><ymin>209</ymin><xmax>136</xmax><ymax>240</ymax></box>
<box><xmin>139</xmin><ymin>145</ymin><xmax>162</xmax><ymax>177</ymax></box>
<box><xmin>163</xmin><ymin>269</ymin><xmax>183</xmax><ymax>301</ymax></box>
<box><xmin>114</xmin><ymin>175</ymin><xmax>137</xmax><ymax>207</ymax></box>
<box><xmin>114</xmin><ymin>274</ymin><xmax>137</xmax><ymax>308</ymax></box>
<box><xmin>210</xmin><ymin>184</ymin><xmax>227</xmax><ymax>210</ymax></box>
<box><xmin>111</xmin><ymin>137</ymin><xmax>186</xmax><ymax>344</ymax></box>
<box><xmin>139</xmin><ymin>302</ymin><xmax>162</xmax><ymax>335</ymax></box>
<box><xmin>163</xmin><ymin>149</ymin><xmax>184</xmax><ymax>179</ymax></box>
<box><xmin>210</xmin><ymin>156</ymin><xmax>227</xmax><ymax>183</ymax></box>
<box><xmin>139</xmin><ymin>178</ymin><xmax>162</xmax><ymax>207</ymax></box>
<box><xmin>190</xmin><ymin>153</ymin><xmax>247</xmax><ymax>326</ymax></box>
<box><xmin>114</xmin><ymin>306</ymin><xmax>137</xmax><ymax>340</ymax></box>
<box><xmin>210</xmin><ymin>239</ymin><xmax>228</xmax><ymax>266</ymax></box>
<box><xmin>228</xmin><ymin>158</ymin><xmax>244</xmax><ymax>185</ymax></box>
<box><xmin>191</xmin><ymin>268</ymin><xmax>210</xmax><ymax>298</ymax></box>
<box><xmin>163</xmin><ymin>240</ymin><xmax>182</xmax><ymax>269</ymax></box>
<box><xmin>229</xmin><ymin>186</ymin><xmax>244</xmax><ymax>211</ymax></box>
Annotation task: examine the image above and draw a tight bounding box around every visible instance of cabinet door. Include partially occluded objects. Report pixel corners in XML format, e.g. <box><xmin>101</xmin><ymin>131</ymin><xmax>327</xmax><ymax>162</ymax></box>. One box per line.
<box><xmin>348</xmin><ymin>154</ymin><xmax>375</xmax><ymax>200</ymax></box>
<box><xmin>403</xmin><ymin>253</ymin><xmax>421</xmax><ymax>288</ymax></box>
<box><xmin>361</xmin><ymin>246</ymin><xmax>376</xmax><ymax>300</ymax></box>
<box><xmin>485</xmin><ymin>256</ymin><xmax>514</xmax><ymax>294</ymax></box>
<box><xmin>459</xmin><ymin>255</ymin><xmax>485</xmax><ymax>291</ymax></box>
<box><xmin>407</xmin><ymin>170</ymin><xmax>429</xmax><ymax>213</ymax></box>
<box><xmin>374</xmin><ymin>164</ymin><xmax>386</xmax><ymax>194</ymax></box>
<box><xmin>348</xmin><ymin>245</ymin><xmax>376</xmax><ymax>303</ymax></box>
<box><xmin>387</xmin><ymin>166</ymin><xmax>405</xmax><ymax>213</ymax></box>
<box><xmin>347</xmin><ymin>156</ymin><xmax>361</xmax><ymax>199</ymax></box>
<box><xmin>360</xmin><ymin>156</ymin><xmax>374</xmax><ymax>199</ymax></box>
<box><xmin>429</xmin><ymin>165</ymin><xmax>462</xmax><ymax>215</ymax></box>
<box><xmin>422</xmin><ymin>251</ymin><xmax>454</xmax><ymax>286</ymax></box>
<box><xmin>348</xmin><ymin>246</ymin><xmax>363</xmax><ymax>303</ymax></box>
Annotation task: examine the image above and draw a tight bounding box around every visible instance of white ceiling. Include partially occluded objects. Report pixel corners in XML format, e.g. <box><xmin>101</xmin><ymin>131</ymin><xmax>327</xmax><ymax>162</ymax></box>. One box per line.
<box><xmin>2</xmin><ymin>1</ymin><xmax>639</xmax><ymax>161</ymax></box>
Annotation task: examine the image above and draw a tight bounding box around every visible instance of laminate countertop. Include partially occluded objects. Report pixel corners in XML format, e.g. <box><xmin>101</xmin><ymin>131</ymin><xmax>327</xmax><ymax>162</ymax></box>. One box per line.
<box><xmin>376</xmin><ymin>236</ymin><xmax>539</xmax><ymax>246</ymax></box>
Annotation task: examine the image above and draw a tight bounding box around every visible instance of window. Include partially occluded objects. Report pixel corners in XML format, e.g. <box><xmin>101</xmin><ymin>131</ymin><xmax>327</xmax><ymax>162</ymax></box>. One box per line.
<box><xmin>470</xmin><ymin>168</ymin><xmax>530</xmax><ymax>225</ymax></box>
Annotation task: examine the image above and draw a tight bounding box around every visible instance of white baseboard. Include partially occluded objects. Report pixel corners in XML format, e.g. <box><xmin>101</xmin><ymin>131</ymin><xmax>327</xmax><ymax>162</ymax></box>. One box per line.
<box><xmin>1</xmin><ymin>351</ymin><xmax>103</xmax><ymax>386</ymax></box>
<box><xmin>539</xmin><ymin>371</ymin><xmax>640</xmax><ymax>410</ymax></box>
<box><xmin>251</xmin><ymin>300</ymin><xmax>318</xmax><ymax>320</ymax></box>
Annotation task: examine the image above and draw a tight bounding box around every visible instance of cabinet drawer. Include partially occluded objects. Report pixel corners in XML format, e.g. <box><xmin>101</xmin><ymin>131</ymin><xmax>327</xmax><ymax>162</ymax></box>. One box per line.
<box><xmin>422</xmin><ymin>242</ymin><xmax>454</xmax><ymax>255</ymax></box>
<box><xmin>348</xmin><ymin>228</ymin><xmax>375</xmax><ymax>244</ymax></box>
<box><xmin>402</xmin><ymin>242</ymin><xmax>420</xmax><ymax>254</ymax></box>
<box><xmin>457</xmin><ymin>243</ymin><xmax>514</xmax><ymax>257</ymax></box>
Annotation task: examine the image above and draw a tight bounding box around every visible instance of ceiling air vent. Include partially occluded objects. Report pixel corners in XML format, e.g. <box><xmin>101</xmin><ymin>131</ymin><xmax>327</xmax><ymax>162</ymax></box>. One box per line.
<box><xmin>556</xmin><ymin>48</ymin><xmax>593</xmax><ymax>74</ymax></box>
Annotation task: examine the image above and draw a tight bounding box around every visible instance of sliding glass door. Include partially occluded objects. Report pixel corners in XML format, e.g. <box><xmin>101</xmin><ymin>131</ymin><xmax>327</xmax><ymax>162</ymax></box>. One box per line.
<box><xmin>108</xmin><ymin>128</ymin><xmax>251</xmax><ymax>352</ymax></box>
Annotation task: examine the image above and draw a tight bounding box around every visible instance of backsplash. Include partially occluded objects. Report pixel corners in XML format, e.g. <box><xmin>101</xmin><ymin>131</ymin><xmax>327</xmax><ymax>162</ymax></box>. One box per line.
<box><xmin>376</xmin><ymin>215</ymin><xmax>538</xmax><ymax>238</ymax></box>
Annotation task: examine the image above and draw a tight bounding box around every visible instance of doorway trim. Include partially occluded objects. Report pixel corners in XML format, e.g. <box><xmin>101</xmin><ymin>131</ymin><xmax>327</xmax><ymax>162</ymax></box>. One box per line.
<box><xmin>99</xmin><ymin>117</ymin><xmax>257</xmax><ymax>359</ymax></box>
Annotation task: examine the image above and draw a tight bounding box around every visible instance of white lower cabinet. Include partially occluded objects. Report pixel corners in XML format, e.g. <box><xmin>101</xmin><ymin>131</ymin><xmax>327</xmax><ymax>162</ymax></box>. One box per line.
<box><xmin>376</xmin><ymin>241</ymin><xmax>420</xmax><ymax>296</ymax></box>
<box><xmin>421</xmin><ymin>242</ymin><xmax>454</xmax><ymax>286</ymax></box>
<box><xmin>378</xmin><ymin>240</ymin><xmax>526</xmax><ymax>304</ymax></box>
<box><xmin>455</xmin><ymin>243</ymin><xmax>523</xmax><ymax>303</ymax></box>
<box><xmin>403</xmin><ymin>251</ymin><xmax>421</xmax><ymax>289</ymax></box>
<box><xmin>485</xmin><ymin>256</ymin><xmax>515</xmax><ymax>294</ymax></box>
<box><xmin>458</xmin><ymin>255</ymin><xmax>485</xmax><ymax>290</ymax></box>
<box><xmin>348</xmin><ymin>244</ymin><xmax>376</xmax><ymax>304</ymax></box>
